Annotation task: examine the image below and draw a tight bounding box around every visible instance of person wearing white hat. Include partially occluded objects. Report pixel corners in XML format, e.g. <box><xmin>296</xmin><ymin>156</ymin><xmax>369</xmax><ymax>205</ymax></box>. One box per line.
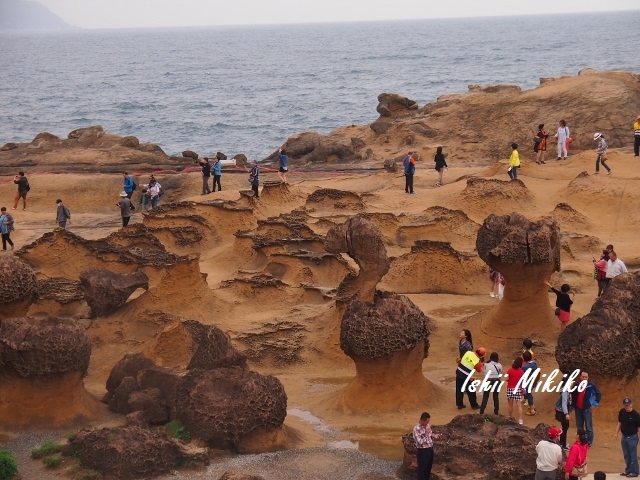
<box><xmin>116</xmin><ymin>191</ymin><xmax>134</xmax><ymax>227</ymax></box>
<box><xmin>593</xmin><ymin>132</ymin><xmax>611</xmax><ymax>175</ymax></box>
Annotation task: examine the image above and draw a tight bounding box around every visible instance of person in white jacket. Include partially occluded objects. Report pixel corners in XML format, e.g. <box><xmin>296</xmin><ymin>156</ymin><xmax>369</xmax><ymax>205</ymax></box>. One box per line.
<box><xmin>554</xmin><ymin>120</ymin><xmax>570</xmax><ymax>160</ymax></box>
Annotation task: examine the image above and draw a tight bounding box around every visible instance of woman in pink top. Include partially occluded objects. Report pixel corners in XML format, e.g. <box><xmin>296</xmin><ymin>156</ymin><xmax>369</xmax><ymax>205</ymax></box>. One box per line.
<box><xmin>565</xmin><ymin>428</ymin><xmax>589</xmax><ymax>480</ymax></box>
<box><xmin>593</xmin><ymin>249</ymin><xmax>609</xmax><ymax>299</ymax></box>
<box><xmin>506</xmin><ymin>357</ymin><xmax>524</xmax><ymax>425</ymax></box>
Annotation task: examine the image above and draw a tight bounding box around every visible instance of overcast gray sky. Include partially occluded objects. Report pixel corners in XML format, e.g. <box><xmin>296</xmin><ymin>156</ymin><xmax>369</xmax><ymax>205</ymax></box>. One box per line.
<box><xmin>37</xmin><ymin>0</ymin><xmax>639</xmax><ymax>29</ymax></box>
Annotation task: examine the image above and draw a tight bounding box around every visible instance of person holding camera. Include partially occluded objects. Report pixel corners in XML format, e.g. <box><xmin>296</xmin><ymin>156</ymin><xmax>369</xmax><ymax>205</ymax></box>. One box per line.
<box><xmin>12</xmin><ymin>171</ymin><xmax>29</xmax><ymax>211</ymax></box>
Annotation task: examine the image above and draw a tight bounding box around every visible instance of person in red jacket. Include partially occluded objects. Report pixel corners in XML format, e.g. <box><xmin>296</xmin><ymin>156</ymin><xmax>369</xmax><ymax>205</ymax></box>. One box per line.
<box><xmin>506</xmin><ymin>357</ymin><xmax>525</xmax><ymax>425</ymax></box>
<box><xmin>565</xmin><ymin>428</ymin><xmax>589</xmax><ymax>480</ymax></box>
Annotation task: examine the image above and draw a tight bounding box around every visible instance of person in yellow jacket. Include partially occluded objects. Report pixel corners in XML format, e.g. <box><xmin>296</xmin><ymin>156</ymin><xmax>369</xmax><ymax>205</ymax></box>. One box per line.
<box><xmin>455</xmin><ymin>347</ymin><xmax>486</xmax><ymax>409</ymax></box>
<box><xmin>508</xmin><ymin>143</ymin><xmax>520</xmax><ymax>180</ymax></box>
<box><xmin>634</xmin><ymin>114</ymin><xmax>640</xmax><ymax>157</ymax></box>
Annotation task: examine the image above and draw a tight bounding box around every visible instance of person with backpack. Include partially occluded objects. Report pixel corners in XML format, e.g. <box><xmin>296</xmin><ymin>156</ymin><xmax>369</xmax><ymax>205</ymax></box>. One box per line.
<box><xmin>434</xmin><ymin>146</ymin><xmax>448</xmax><ymax>187</ymax></box>
<box><xmin>12</xmin><ymin>171</ymin><xmax>29</xmax><ymax>210</ymax></box>
<box><xmin>55</xmin><ymin>199</ymin><xmax>71</xmax><ymax>229</ymax></box>
<box><xmin>123</xmin><ymin>172</ymin><xmax>136</xmax><ymax>198</ymax></box>
<box><xmin>212</xmin><ymin>154</ymin><xmax>223</xmax><ymax>192</ymax></box>
<box><xmin>534</xmin><ymin>124</ymin><xmax>548</xmax><ymax>164</ymax></box>
<box><xmin>200</xmin><ymin>158</ymin><xmax>212</xmax><ymax>195</ymax></box>
<box><xmin>403</xmin><ymin>151</ymin><xmax>416</xmax><ymax>194</ymax></box>
<box><xmin>249</xmin><ymin>160</ymin><xmax>260</xmax><ymax>199</ymax></box>
<box><xmin>0</xmin><ymin>207</ymin><xmax>15</xmax><ymax>251</ymax></box>
<box><xmin>593</xmin><ymin>132</ymin><xmax>611</xmax><ymax>175</ymax></box>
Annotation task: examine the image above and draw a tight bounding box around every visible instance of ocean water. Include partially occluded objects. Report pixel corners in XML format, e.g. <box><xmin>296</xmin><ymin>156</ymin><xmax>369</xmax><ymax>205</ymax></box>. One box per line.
<box><xmin>1</xmin><ymin>10</ymin><xmax>639</xmax><ymax>159</ymax></box>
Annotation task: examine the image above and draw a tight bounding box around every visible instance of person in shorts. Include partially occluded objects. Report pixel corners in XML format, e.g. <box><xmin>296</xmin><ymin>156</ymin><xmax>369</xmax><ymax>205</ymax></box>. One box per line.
<box><xmin>545</xmin><ymin>281</ymin><xmax>574</xmax><ymax>331</ymax></box>
<box><xmin>277</xmin><ymin>148</ymin><xmax>289</xmax><ymax>184</ymax></box>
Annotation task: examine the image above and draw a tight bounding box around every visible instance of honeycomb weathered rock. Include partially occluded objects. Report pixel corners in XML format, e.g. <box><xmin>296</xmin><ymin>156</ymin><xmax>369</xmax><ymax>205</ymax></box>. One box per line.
<box><xmin>79</xmin><ymin>267</ymin><xmax>149</xmax><ymax>318</ymax></box>
<box><xmin>0</xmin><ymin>256</ymin><xmax>38</xmax><ymax>313</ymax></box>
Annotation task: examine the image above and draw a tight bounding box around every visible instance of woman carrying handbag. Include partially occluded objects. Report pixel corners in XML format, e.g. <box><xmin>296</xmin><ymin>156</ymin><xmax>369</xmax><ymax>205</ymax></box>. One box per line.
<box><xmin>565</xmin><ymin>428</ymin><xmax>589</xmax><ymax>479</ymax></box>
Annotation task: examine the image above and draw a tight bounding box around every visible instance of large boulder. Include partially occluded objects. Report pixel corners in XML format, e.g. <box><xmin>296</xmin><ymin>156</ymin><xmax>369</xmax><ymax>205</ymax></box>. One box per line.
<box><xmin>79</xmin><ymin>267</ymin><xmax>149</xmax><ymax>318</ymax></box>
<box><xmin>476</xmin><ymin>213</ymin><xmax>561</xmax><ymax>338</ymax></box>
<box><xmin>267</xmin><ymin>131</ymin><xmax>357</xmax><ymax>165</ymax></box>
<box><xmin>0</xmin><ymin>256</ymin><xmax>38</xmax><ymax>317</ymax></box>
<box><xmin>376</xmin><ymin>93</ymin><xmax>418</xmax><ymax>118</ymax></box>
<box><xmin>67</xmin><ymin>125</ymin><xmax>104</xmax><ymax>142</ymax></box>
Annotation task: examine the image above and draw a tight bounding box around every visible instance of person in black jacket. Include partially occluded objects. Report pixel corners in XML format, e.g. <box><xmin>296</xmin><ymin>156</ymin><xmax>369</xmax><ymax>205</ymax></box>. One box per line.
<box><xmin>545</xmin><ymin>281</ymin><xmax>574</xmax><ymax>331</ymax></box>
<box><xmin>12</xmin><ymin>171</ymin><xmax>29</xmax><ymax>210</ymax></box>
<box><xmin>434</xmin><ymin>146</ymin><xmax>448</xmax><ymax>187</ymax></box>
<box><xmin>200</xmin><ymin>158</ymin><xmax>211</xmax><ymax>195</ymax></box>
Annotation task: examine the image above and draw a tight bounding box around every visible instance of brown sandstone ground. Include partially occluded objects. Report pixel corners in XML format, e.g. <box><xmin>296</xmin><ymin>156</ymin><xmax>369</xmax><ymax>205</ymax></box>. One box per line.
<box><xmin>1</xmin><ymin>147</ymin><xmax>639</xmax><ymax>477</ymax></box>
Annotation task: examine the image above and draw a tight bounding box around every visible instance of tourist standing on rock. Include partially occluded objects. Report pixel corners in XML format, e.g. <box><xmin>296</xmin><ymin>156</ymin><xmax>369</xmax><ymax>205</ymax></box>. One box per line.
<box><xmin>0</xmin><ymin>207</ymin><xmax>15</xmax><ymax>251</ymax></box>
<box><xmin>455</xmin><ymin>346</ymin><xmax>484</xmax><ymax>410</ymax></box>
<box><xmin>403</xmin><ymin>152</ymin><xmax>416</xmax><ymax>194</ymax></box>
<box><xmin>117</xmin><ymin>191</ymin><xmax>134</xmax><ymax>227</ymax></box>
<box><xmin>277</xmin><ymin>148</ymin><xmax>289</xmax><ymax>184</ymax></box>
<box><xmin>571</xmin><ymin>370</ymin><xmax>601</xmax><ymax>447</ymax></box>
<box><xmin>212</xmin><ymin>154</ymin><xmax>223</xmax><ymax>192</ymax></box>
<box><xmin>122</xmin><ymin>172</ymin><xmax>135</xmax><ymax>198</ymax></box>
<box><xmin>545</xmin><ymin>281</ymin><xmax>574</xmax><ymax>331</ymax></box>
<box><xmin>593</xmin><ymin>132</ymin><xmax>611</xmax><ymax>175</ymax></box>
<box><xmin>149</xmin><ymin>179</ymin><xmax>162</xmax><ymax>208</ymax></box>
<box><xmin>479</xmin><ymin>351</ymin><xmax>502</xmax><ymax>415</ymax></box>
<box><xmin>593</xmin><ymin>249</ymin><xmax>609</xmax><ymax>298</ymax></box>
<box><xmin>508</xmin><ymin>143</ymin><xmax>520</xmax><ymax>180</ymax></box>
<box><xmin>200</xmin><ymin>158</ymin><xmax>212</xmax><ymax>195</ymax></box>
<box><xmin>606</xmin><ymin>251</ymin><xmax>628</xmax><ymax>287</ymax></box>
<box><xmin>534</xmin><ymin>124</ymin><xmax>548</xmax><ymax>164</ymax></box>
<box><xmin>634</xmin><ymin>115</ymin><xmax>640</xmax><ymax>157</ymax></box>
<box><xmin>458</xmin><ymin>329</ymin><xmax>473</xmax><ymax>359</ymax></box>
<box><xmin>55</xmin><ymin>199</ymin><xmax>71</xmax><ymax>229</ymax></box>
<box><xmin>249</xmin><ymin>160</ymin><xmax>260</xmax><ymax>199</ymax></box>
<box><xmin>614</xmin><ymin>397</ymin><xmax>640</xmax><ymax>477</ymax></box>
<box><xmin>433</xmin><ymin>146</ymin><xmax>448</xmax><ymax>187</ymax></box>
<box><xmin>555</xmin><ymin>383</ymin><xmax>572</xmax><ymax>450</ymax></box>
<box><xmin>535</xmin><ymin>426</ymin><xmax>563</xmax><ymax>480</ymax></box>
<box><xmin>412</xmin><ymin>412</ymin><xmax>441</xmax><ymax>480</ymax></box>
<box><xmin>12</xmin><ymin>171</ymin><xmax>29</xmax><ymax>211</ymax></box>
<box><xmin>506</xmin><ymin>357</ymin><xmax>524</xmax><ymax>425</ymax></box>
<box><xmin>555</xmin><ymin>120</ymin><xmax>570</xmax><ymax>160</ymax></box>
<box><xmin>565</xmin><ymin>428</ymin><xmax>589</xmax><ymax>480</ymax></box>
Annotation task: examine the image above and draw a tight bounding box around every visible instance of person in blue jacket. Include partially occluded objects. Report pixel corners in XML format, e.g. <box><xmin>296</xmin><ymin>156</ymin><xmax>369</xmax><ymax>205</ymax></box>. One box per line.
<box><xmin>212</xmin><ymin>155</ymin><xmax>223</xmax><ymax>192</ymax></box>
<box><xmin>277</xmin><ymin>148</ymin><xmax>289</xmax><ymax>184</ymax></box>
<box><xmin>571</xmin><ymin>370</ymin><xmax>601</xmax><ymax>447</ymax></box>
<box><xmin>122</xmin><ymin>172</ymin><xmax>135</xmax><ymax>199</ymax></box>
<box><xmin>403</xmin><ymin>152</ymin><xmax>416</xmax><ymax>194</ymax></box>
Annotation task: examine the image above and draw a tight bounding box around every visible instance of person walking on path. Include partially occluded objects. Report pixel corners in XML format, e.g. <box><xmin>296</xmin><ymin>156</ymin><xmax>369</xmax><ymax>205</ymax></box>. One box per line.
<box><xmin>565</xmin><ymin>429</ymin><xmax>589</xmax><ymax>480</ymax></box>
<box><xmin>593</xmin><ymin>132</ymin><xmax>611</xmax><ymax>174</ymax></box>
<box><xmin>606</xmin><ymin>251</ymin><xmax>628</xmax><ymax>287</ymax></box>
<box><xmin>277</xmin><ymin>148</ymin><xmax>289</xmax><ymax>184</ymax></box>
<box><xmin>434</xmin><ymin>146</ymin><xmax>448</xmax><ymax>187</ymax></box>
<box><xmin>212</xmin><ymin>155</ymin><xmax>223</xmax><ymax>192</ymax></box>
<box><xmin>634</xmin><ymin>115</ymin><xmax>640</xmax><ymax>157</ymax></box>
<box><xmin>403</xmin><ymin>152</ymin><xmax>416</xmax><ymax>194</ymax></box>
<box><xmin>0</xmin><ymin>207</ymin><xmax>15</xmax><ymax>251</ymax></box>
<box><xmin>593</xmin><ymin>249</ymin><xmax>609</xmax><ymax>298</ymax></box>
<box><xmin>200</xmin><ymin>158</ymin><xmax>212</xmax><ymax>195</ymax></box>
<box><xmin>571</xmin><ymin>370</ymin><xmax>601</xmax><ymax>447</ymax></box>
<box><xmin>55</xmin><ymin>199</ymin><xmax>71</xmax><ymax>229</ymax></box>
<box><xmin>534</xmin><ymin>124</ymin><xmax>549</xmax><ymax>164</ymax></box>
<box><xmin>508</xmin><ymin>143</ymin><xmax>520</xmax><ymax>180</ymax></box>
<box><xmin>117</xmin><ymin>191</ymin><xmax>134</xmax><ymax>227</ymax></box>
<box><xmin>545</xmin><ymin>281</ymin><xmax>574</xmax><ymax>331</ymax></box>
<box><xmin>535</xmin><ymin>426</ymin><xmax>563</xmax><ymax>480</ymax></box>
<box><xmin>122</xmin><ymin>172</ymin><xmax>135</xmax><ymax>198</ymax></box>
<box><xmin>455</xmin><ymin>346</ymin><xmax>484</xmax><ymax>410</ymax></box>
<box><xmin>249</xmin><ymin>160</ymin><xmax>260</xmax><ymax>199</ymax></box>
<box><xmin>555</xmin><ymin>120</ymin><xmax>570</xmax><ymax>160</ymax></box>
<box><xmin>555</xmin><ymin>385</ymin><xmax>572</xmax><ymax>450</ymax></box>
<box><xmin>506</xmin><ymin>356</ymin><xmax>525</xmax><ymax>425</ymax></box>
<box><xmin>412</xmin><ymin>412</ymin><xmax>441</xmax><ymax>480</ymax></box>
<box><xmin>148</xmin><ymin>179</ymin><xmax>162</xmax><ymax>208</ymax></box>
<box><xmin>614</xmin><ymin>397</ymin><xmax>640</xmax><ymax>477</ymax></box>
<box><xmin>12</xmin><ymin>171</ymin><xmax>29</xmax><ymax>211</ymax></box>
<box><xmin>479</xmin><ymin>351</ymin><xmax>502</xmax><ymax>415</ymax></box>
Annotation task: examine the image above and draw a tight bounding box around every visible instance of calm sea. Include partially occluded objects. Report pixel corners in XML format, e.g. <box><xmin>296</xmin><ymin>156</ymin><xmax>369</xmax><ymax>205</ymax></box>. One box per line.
<box><xmin>1</xmin><ymin>11</ymin><xmax>639</xmax><ymax>159</ymax></box>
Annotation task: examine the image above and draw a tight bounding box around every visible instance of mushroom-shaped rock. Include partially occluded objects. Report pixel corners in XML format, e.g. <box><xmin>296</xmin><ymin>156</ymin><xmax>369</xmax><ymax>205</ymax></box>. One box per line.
<box><xmin>376</xmin><ymin>93</ymin><xmax>418</xmax><ymax>118</ymax></box>
<box><xmin>0</xmin><ymin>316</ymin><xmax>98</xmax><ymax>427</ymax></box>
<box><xmin>556</xmin><ymin>272</ymin><xmax>640</xmax><ymax>381</ymax></box>
<box><xmin>401</xmin><ymin>414</ymin><xmax>546</xmax><ymax>479</ymax></box>
<box><xmin>173</xmin><ymin>366</ymin><xmax>287</xmax><ymax>451</ymax></box>
<box><xmin>79</xmin><ymin>267</ymin><xmax>149</xmax><ymax>318</ymax></box>
<box><xmin>337</xmin><ymin>292</ymin><xmax>432</xmax><ymax>411</ymax></box>
<box><xmin>0</xmin><ymin>256</ymin><xmax>38</xmax><ymax>317</ymax></box>
<box><xmin>325</xmin><ymin>217</ymin><xmax>390</xmax><ymax>304</ymax></box>
<box><xmin>476</xmin><ymin>213</ymin><xmax>560</xmax><ymax>338</ymax></box>
<box><xmin>66</xmin><ymin>425</ymin><xmax>208</xmax><ymax>479</ymax></box>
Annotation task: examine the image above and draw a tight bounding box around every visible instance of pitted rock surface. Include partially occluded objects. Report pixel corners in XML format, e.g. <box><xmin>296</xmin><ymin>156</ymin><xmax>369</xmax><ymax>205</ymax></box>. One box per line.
<box><xmin>0</xmin><ymin>316</ymin><xmax>91</xmax><ymax>377</ymax></box>
<box><xmin>35</xmin><ymin>277</ymin><xmax>83</xmax><ymax>304</ymax></box>
<box><xmin>340</xmin><ymin>292</ymin><xmax>430</xmax><ymax>360</ymax></box>
<box><xmin>183</xmin><ymin>320</ymin><xmax>247</xmax><ymax>371</ymax></box>
<box><xmin>0</xmin><ymin>256</ymin><xmax>37</xmax><ymax>306</ymax></box>
<box><xmin>173</xmin><ymin>366</ymin><xmax>287</xmax><ymax>450</ymax></box>
<box><xmin>263</xmin><ymin>131</ymin><xmax>357</xmax><ymax>165</ymax></box>
<box><xmin>325</xmin><ymin>216</ymin><xmax>389</xmax><ymax>303</ymax></box>
<box><xmin>79</xmin><ymin>267</ymin><xmax>149</xmax><ymax>318</ymax></box>
<box><xmin>401</xmin><ymin>414</ymin><xmax>548</xmax><ymax>480</ymax></box>
<box><xmin>556</xmin><ymin>272</ymin><xmax>640</xmax><ymax>378</ymax></box>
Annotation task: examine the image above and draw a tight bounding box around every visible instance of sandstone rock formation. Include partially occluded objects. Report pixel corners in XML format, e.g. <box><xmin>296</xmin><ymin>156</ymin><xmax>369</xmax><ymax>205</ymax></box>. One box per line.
<box><xmin>375</xmin><ymin>93</ymin><xmax>419</xmax><ymax>118</ymax></box>
<box><xmin>401</xmin><ymin>414</ymin><xmax>548</xmax><ymax>480</ymax></box>
<box><xmin>476</xmin><ymin>213</ymin><xmax>561</xmax><ymax>337</ymax></box>
<box><xmin>0</xmin><ymin>256</ymin><xmax>38</xmax><ymax>317</ymax></box>
<box><xmin>264</xmin><ymin>131</ymin><xmax>358</xmax><ymax>166</ymax></box>
<box><xmin>66</xmin><ymin>425</ymin><xmax>208</xmax><ymax>479</ymax></box>
<box><xmin>79</xmin><ymin>267</ymin><xmax>149</xmax><ymax>318</ymax></box>
<box><xmin>337</xmin><ymin>292</ymin><xmax>432</xmax><ymax>411</ymax></box>
<box><xmin>218</xmin><ymin>473</ymin><xmax>265</xmax><ymax>480</ymax></box>
<box><xmin>325</xmin><ymin>216</ymin><xmax>389</xmax><ymax>304</ymax></box>
<box><xmin>0</xmin><ymin>316</ymin><xmax>98</xmax><ymax>427</ymax></box>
